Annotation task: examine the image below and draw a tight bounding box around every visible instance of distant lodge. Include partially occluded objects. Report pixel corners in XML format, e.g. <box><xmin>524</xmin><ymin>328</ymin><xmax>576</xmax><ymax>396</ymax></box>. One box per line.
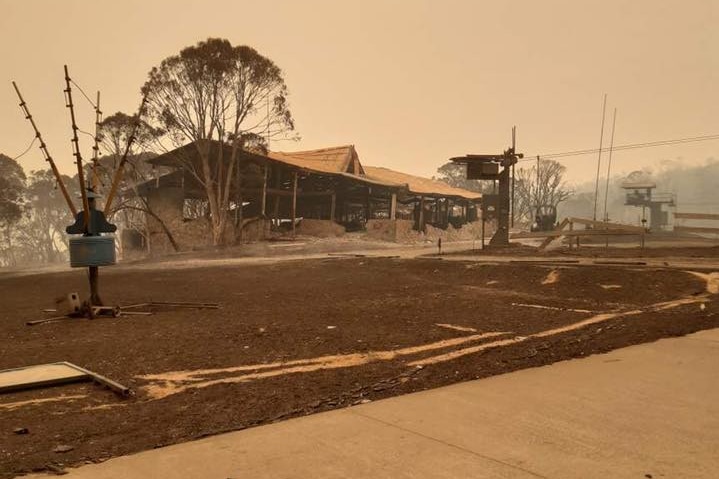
<box><xmin>124</xmin><ymin>140</ymin><xmax>482</xmax><ymax>254</ymax></box>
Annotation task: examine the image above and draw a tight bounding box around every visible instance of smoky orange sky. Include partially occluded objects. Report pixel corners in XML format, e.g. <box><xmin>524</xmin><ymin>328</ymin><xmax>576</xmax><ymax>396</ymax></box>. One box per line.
<box><xmin>1</xmin><ymin>0</ymin><xmax>717</xmax><ymax>184</ymax></box>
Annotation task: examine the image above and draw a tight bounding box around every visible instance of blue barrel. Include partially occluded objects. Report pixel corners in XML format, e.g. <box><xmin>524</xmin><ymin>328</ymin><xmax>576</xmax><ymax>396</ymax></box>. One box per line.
<box><xmin>69</xmin><ymin>236</ymin><xmax>116</xmax><ymax>267</ymax></box>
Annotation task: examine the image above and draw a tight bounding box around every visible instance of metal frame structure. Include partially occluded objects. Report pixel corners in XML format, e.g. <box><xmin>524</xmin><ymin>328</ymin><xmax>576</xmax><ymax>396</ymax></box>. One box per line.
<box><xmin>0</xmin><ymin>362</ymin><xmax>130</xmax><ymax>397</ymax></box>
<box><xmin>449</xmin><ymin>127</ymin><xmax>523</xmax><ymax>247</ymax></box>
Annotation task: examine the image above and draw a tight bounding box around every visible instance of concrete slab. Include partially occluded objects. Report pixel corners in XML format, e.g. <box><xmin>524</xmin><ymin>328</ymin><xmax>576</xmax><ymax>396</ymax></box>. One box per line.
<box><xmin>356</xmin><ymin>331</ymin><xmax>719</xmax><ymax>479</ymax></box>
<box><xmin>0</xmin><ymin>363</ymin><xmax>87</xmax><ymax>393</ymax></box>
<box><xmin>25</xmin><ymin>329</ymin><xmax>719</xmax><ymax>479</ymax></box>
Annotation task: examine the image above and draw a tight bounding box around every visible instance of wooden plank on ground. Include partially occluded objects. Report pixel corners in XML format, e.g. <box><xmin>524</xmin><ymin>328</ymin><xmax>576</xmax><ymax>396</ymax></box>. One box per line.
<box><xmin>514</xmin><ymin>229</ymin><xmax>642</xmax><ymax>239</ymax></box>
<box><xmin>674</xmin><ymin>212</ymin><xmax>719</xmax><ymax>221</ymax></box>
<box><xmin>567</xmin><ymin>217</ymin><xmax>645</xmax><ymax>232</ymax></box>
<box><xmin>674</xmin><ymin>225</ymin><xmax>719</xmax><ymax>234</ymax></box>
<box><xmin>537</xmin><ymin>218</ymin><xmax>569</xmax><ymax>250</ymax></box>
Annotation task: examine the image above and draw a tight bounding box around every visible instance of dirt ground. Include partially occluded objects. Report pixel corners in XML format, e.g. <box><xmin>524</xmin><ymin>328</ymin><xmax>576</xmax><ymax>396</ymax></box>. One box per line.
<box><xmin>1</xmin><ymin>257</ymin><xmax>718</xmax><ymax>477</ymax></box>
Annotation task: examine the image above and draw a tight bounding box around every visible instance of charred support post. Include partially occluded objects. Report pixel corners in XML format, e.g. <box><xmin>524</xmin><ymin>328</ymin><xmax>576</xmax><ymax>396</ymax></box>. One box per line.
<box><xmin>481</xmin><ymin>216</ymin><xmax>486</xmax><ymax>249</ymax></box>
<box><xmin>419</xmin><ymin>196</ymin><xmax>426</xmax><ymax>232</ymax></box>
<box><xmin>330</xmin><ymin>193</ymin><xmax>336</xmax><ymax>221</ymax></box>
<box><xmin>236</xmin><ymin>153</ymin><xmax>246</xmax><ymax>244</ymax></box>
<box><xmin>291</xmin><ymin>171</ymin><xmax>298</xmax><ymax>238</ymax></box>
<box><xmin>272</xmin><ymin>167</ymin><xmax>281</xmax><ymax>229</ymax></box>
<box><xmin>261</xmin><ymin>164</ymin><xmax>268</xmax><ymax>217</ymax></box>
<box><xmin>365</xmin><ymin>187</ymin><xmax>372</xmax><ymax>222</ymax></box>
<box><xmin>89</xmin><ymin>266</ymin><xmax>101</xmax><ymax>306</ymax></box>
<box><xmin>492</xmin><ymin>165</ymin><xmax>511</xmax><ymax>245</ymax></box>
<box><xmin>390</xmin><ymin>193</ymin><xmax>397</xmax><ymax>220</ymax></box>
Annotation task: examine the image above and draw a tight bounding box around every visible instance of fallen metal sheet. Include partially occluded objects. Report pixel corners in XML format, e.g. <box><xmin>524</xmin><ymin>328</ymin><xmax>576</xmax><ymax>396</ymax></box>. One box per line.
<box><xmin>0</xmin><ymin>362</ymin><xmax>131</xmax><ymax>397</ymax></box>
<box><xmin>0</xmin><ymin>363</ymin><xmax>88</xmax><ymax>393</ymax></box>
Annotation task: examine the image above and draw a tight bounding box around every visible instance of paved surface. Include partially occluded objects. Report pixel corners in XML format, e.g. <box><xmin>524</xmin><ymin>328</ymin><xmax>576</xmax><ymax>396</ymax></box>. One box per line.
<box><xmin>27</xmin><ymin>329</ymin><xmax>719</xmax><ymax>479</ymax></box>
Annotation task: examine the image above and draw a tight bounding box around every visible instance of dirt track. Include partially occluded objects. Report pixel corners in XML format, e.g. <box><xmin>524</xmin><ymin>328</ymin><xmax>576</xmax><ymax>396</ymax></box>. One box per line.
<box><xmin>1</xmin><ymin>257</ymin><xmax>717</xmax><ymax>477</ymax></box>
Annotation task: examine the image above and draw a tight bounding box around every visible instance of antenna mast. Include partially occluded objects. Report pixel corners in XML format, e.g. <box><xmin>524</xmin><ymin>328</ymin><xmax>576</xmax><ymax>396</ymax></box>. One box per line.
<box><xmin>12</xmin><ymin>81</ymin><xmax>77</xmax><ymax>216</ymax></box>
<box><xmin>64</xmin><ymin>65</ymin><xmax>91</xmax><ymax>230</ymax></box>
<box><xmin>91</xmin><ymin>90</ymin><xmax>103</xmax><ymax>190</ymax></box>
<box><xmin>104</xmin><ymin>95</ymin><xmax>147</xmax><ymax>215</ymax></box>
<box><xmin>592</xmin><ymin>93</ymin><xmax>607</xmax><ymax>221</ymax></box>
<box><xmin>602</xmin><ymin>108</ymin><xmax>618</xmax><ymax>222</ymax></box>
<box><xmin>511</xmin><ymin>126</ymin><xmax>516</xmax><ymax>228</ymax></box>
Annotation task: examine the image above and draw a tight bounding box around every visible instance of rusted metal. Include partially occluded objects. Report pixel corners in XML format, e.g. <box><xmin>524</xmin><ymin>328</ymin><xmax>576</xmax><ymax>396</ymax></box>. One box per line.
<box><xmin>61</xmin><ymin>362</ymin><xmax>131</xmax><ymax>397</ymax></box>
<box><xmin>0</xmin><ymin>362</ymin><xmax>131</xmax><ymax>397</ymax></box>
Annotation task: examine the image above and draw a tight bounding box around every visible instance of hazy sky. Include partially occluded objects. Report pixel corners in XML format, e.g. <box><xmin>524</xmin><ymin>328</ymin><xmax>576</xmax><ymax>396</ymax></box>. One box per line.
<box><xmin>1</xmin><ymin>0</ymin><xmax>716</xmax><ymax>184</ymax></box>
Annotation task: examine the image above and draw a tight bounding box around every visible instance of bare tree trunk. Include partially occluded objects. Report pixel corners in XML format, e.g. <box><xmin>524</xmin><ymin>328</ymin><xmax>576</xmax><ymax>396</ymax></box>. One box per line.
<box><xmin>119</xmin><ymin>205</ymin><xmax>181</xmax><ymax>252</ymax></box>
<box><xmin>5</xmin><ymin>225</ymin><xmax>17</xmax><ymax>267</ymax></box>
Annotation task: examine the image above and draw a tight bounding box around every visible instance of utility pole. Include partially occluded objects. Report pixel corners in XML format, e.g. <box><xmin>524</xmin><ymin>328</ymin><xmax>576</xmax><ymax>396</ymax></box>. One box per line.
<box><xmin>593</xmin><ymin>93</ymin><xmax>607</xmax><ymax>221</ymax></box>
<box><xmin>602</xmin><ymin>108</ymin><xmax>617</xmax><ymax>222</ymax></box>
<box><xmin>535</xmin><ymin>155</ymin><xmax>540</xmax><ymax>211</ymax></box>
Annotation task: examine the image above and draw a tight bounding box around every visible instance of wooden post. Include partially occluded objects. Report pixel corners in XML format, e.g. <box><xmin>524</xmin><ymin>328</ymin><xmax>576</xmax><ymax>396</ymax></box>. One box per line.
<box><xmin>481</xmin><ymin>217</ymin><xmax>485</xmax><ymax>249</ymax></box>
<box><xmin>330</xmin><ymin>193</ymin><xmax>336</xmax><ymax>221</ymax></box>
<box><xmin>365</xmin><ymin>187</ymin><xmax>372</xmax><ymax>222</ymax></box>
<box><xmin>291</xmin><ymin>171</ymin><xmax>298</xmax><ymax>238</ymax></box>
<box><xmin>261</xmin><ymin>164</ymin><xmax>268</xmax><ymax>217</ymax></box>
<box><xmin>272</xmin><ymin>167</ymin><xmax>282</xmax><ymax>230</ymax></box>
<box><xmin>238</xmin><ymin>188</ymin><xmax>244</xmax><ymax>244</ymax></box>
<box><xmin>419</xmin><ymin>196</ymin><xmax>425</xmax><ymax>232</ymax></box>
<box><xmin>390</xmin><ymin>193</ymin><xmax>397</xmax><ymax>220</ymax></box>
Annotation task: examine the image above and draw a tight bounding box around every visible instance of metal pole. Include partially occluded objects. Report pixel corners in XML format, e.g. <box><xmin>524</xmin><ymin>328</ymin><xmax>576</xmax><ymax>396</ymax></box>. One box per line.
<box><xmin>481</xmin><ymin>217</ymin><xmax>485</xmax><ymax>250</ymax></box>
<box><xmin>291</xmin><ymin>171</ymin><xmax>298</xmax><ymax>238</ymax></box>
<box><xmin>602</xmin><ymin>108</ymin><xmax>617</xmax><ymax>222</ymax></box>
<box><xmin>592</xmin><ymin>93</ymin><xmax>607</xmax><ymax>221</ymax></box>
<box><xmin>511</xmin><ymin>163</ymin><xmax>515</xmax><ymax>228</ymax></box>
<box><xmin>511</xmin><ymin>126</ymin><xmax>516</xmax><ymax>228</ymax></box>
<box><xmin>535</xmin><ymin>155</ymin><xmax>540</xmax><ymax>211</ymax></box>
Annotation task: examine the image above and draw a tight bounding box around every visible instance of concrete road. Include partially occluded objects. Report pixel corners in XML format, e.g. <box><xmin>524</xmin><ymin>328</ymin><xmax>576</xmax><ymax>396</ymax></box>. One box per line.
<box><xmin>27</xmin><ymin>329</ymin><xmax>719</xmax><ymax>479</ymax></box>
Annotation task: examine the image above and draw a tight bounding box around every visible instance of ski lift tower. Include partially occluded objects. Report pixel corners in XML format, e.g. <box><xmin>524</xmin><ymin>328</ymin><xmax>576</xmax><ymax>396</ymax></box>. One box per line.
<box><xmin>449</xmin><ymin>129</ymin><xmax>523</xmax><ymax>246</ymax></box>
<box><xmin>620</xmin><ymin>179</ymin><xmax>675</xmax><ymax>231</ymax></box>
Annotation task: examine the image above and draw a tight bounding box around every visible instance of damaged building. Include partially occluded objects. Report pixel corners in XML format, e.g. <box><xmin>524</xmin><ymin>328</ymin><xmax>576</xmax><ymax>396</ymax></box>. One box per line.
<box><xmin>124</xmin><ymin>140</ymin><xmax>482</xmax><ymax>254</ymax></box>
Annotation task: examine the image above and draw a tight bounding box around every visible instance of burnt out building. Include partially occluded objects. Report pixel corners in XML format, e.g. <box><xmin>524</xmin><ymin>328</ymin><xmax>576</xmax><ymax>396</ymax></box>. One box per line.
<box><xmin>125</xmin><ymin>140</ymin><xmax>482</xmax><ymax>254</ymax></box>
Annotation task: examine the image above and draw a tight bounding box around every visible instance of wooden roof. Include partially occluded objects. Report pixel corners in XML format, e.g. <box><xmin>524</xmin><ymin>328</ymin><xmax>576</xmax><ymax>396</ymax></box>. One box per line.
<box><xmin>267</xmin><ymin>145</ymin><xmax>364</xmax><ymax>175</ymax></box>
<box><xmin>362</xmin><ymin>166</ymin><xmax>482</xmax><ymax>200</ymax></box>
